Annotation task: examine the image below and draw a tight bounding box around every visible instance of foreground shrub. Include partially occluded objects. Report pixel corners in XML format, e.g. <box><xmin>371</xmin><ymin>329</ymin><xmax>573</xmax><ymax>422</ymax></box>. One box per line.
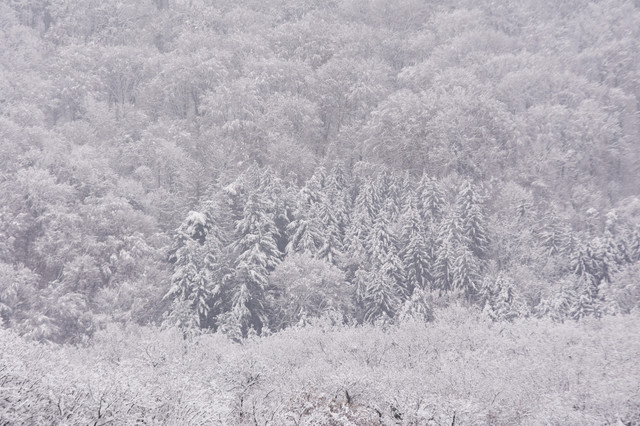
<box><xmin>1</xmin><ymin>308</ymin><xmax>639</xmax><ymax>425</ymax></box>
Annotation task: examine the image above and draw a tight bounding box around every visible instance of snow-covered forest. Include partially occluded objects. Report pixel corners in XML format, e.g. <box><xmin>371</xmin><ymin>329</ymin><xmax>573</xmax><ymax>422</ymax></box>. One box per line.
<box><xmin>1</xmin><ymin>0</ymin><xmax>640</xmax><ymax>423</ymax></box>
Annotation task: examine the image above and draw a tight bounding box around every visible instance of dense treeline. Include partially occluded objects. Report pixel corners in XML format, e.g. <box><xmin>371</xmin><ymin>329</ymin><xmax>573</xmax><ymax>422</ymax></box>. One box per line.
<box><xmin>1</xmin><ymin>0</ymin><xmax>640</xmax><ymax>342</ymax></box>
<box><xmin>165</xmin><ymin>164</ymin><xmax>640</xmax><ymax>337</ymax></box>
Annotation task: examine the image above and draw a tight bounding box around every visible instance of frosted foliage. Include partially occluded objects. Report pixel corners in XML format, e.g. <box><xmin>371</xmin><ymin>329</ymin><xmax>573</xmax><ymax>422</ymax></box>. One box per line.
<box><xmin>1</xmin><ymin>0</ymin><xmax>640</xmax><ymax>421</ymax></box>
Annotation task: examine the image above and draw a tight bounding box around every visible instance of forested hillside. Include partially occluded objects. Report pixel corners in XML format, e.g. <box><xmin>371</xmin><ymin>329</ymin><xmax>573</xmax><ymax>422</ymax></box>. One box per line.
<box><xmin>1</xmin><ymin>0</ymin><xmax>640</xmax><ymax>342</ymax></box>
<box><xmin>2</xmin><ymin>0</ymin><xmax>640</xmax><ymax>424</ymax></box>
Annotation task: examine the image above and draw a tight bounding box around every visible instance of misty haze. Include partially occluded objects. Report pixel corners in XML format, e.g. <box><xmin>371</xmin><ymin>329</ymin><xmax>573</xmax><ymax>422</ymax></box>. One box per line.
<box><xmin>1</xmin><ymin>0</ymin><xmax>639</xmax><ymax>424</ymax></box>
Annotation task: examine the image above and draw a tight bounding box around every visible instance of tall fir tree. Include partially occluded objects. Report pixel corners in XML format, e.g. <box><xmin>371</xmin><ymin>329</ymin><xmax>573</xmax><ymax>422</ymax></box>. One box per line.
<box><xmin>625</xmin><ymin>226</ymin><xmax>640</xmax><ymax>263</ymax></box>
<box><xmin>417</xmin><ymin>173</ymin><xmax>445</xmax><ymax>224</ymax></box>
<box><xmin>354</xmin><ymin>178</ymin><xmax>380</xmax><ymax>224</ymax></box>
<box><xmin>433</xmin><ymin>212</ymin><xmax>462</xmax><ymax>293</ymax></box>
<box><xmin>226</xmin><ymin>192</ymin><xmax>281</xmax><ymax>337</ymax></box>
<box><xmin>451</xmin><ymin>244</ymin><xmax>481</xmax><ymax>300</ymax></box>
<box><xmin>324</xmin><ymin>165</ymin><xmax>351</xmax><ymax>239</ymax></box>
<box><xmin>316</xmin><ymin>197</ymin><xmax>344</xmax><ymax>264</ymax></box>
<box><xmin>165</xmin><ymin>211</ymin><xmax>224</xmax><ymax>329</ymax></box>
<box><xmin>365</xmin><ymin>203</ymin><xmax>406</xmax><ymax>298</ymax></box>
<box><xmin>455</xmin><ymin>180</ymin><xmax>490</xmax><ymax>259</ymax></box>
<box><xmin>399</xmin><ymin>198</ymin><xmax>432</xmax><ymax>293</ymax></box>
<box><xmin>356</xmin><ymin>269</ymin><xmax>400</xmax><ymax>323</ymax></box>
<box><xmin>286</xmin><ymin>190</ymin><xmax>322</xmax><ymax>256</ymax></box>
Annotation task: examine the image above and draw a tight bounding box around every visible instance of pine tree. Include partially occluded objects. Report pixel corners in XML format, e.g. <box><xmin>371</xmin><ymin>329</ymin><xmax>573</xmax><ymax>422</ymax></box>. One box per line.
<box><xmin>324</xmin><ymin>166</ymin><xmax>351</xmax><ymax>240</ymax></box>
<box><xmin>326</xmin><ymin>163</ymin><xmax>349</xmax><ymax>194</ymax></box>
<box><xmin>317</xmin><ymin>198</ymin><xmax>343</xmax><ymax>264</ymax></box>
<box><xmin>598</xmin><ymin>233</ymin><xmax>620</xmax><ymax>284</ymax></box>
<box><xmin>433</xmin><ymin>214</ymin><xmax>460</xmax><ymax>293</ymax></box>
<box><xmin>286</xmin><ymin>215</ymin><xmax>322</xmax><ymax>256</ymax></box>
<box><xmin>455</xmin><ymin>180</ymin><xmax>490</xmax><ymax>259</ymax></box>
<box><xmin>366</xmin><ymin>204</ymin><xmax>405</xmax><ymax>294</ymax></box>
<box><xmin>305</xmin><ymin>166</ymin><xmax>327</xmax><ymax>199</ymax></box>
<box><xmin>397</xmin><ymin>171</ymin><xmax>414</xmax><ymax>214</ymax></box>
<box><xmin>397</xmin><ymin>288</ymin><xmax>435</xmax><ymax>323</ymax></box>
<box><xmin>354</xmin><ymin>179</ymin><xmax>380</xmax><ymax>224</ymax></box>
<box><xmin>357</xmin><ymin>269</ymin><xmax>400</xmax><ymax>323</ymax></box>
<box><xmin>540</xmin><ymin>219</ymin><xmax>566</xmax><ymax>257</ymax></box>
<box><xmin>626</xmin><ymin>226</ymin><xmax>640</xmax><ymax>263</ymax></box>
<box><xmin>344</xmin><ymin>178</ymin><xmax>378</xmax><ymax>271</ymax></box>
<box><xmin>451</xmin><ymin>244</ymin><xmax>481</xmax><ymax>300</ymax></box>
<box><xmin>228</xmin><ymin>193</ymin><xmax>281</xmax><ymax>336</ymax></box>
<box><xmin>258</xmin><ymin>168</ymin><xmax>292</xmax><ymax>252</ymax></box>
<box><xmin>570</xmin><ymin>243</ymin><xmax>598</xmax><ymax>284</ymax></box>
<box><xmin>166</xmin><ymin>211</ymin><xmax>223</xmax><ymax>329</ymax></box>
<box><xmin>343</xmin><ymin>208</ymin><xmax>370</xmax><ymax>289</ymax></box>
<box><xmin>399</xmin><ymin>199</ymin><xmax>432</xmax><ymax>292</ymax></box>
<box><xmin>379</xmin><ymin>171</ymin><xmax>404</xmax><ymax>222</ymax></box>
<box><xmin>479</xmin><ymin>274</ymin><xmax>524</xmax><ymax>321</ymax></box>
<box><xmin>569</xmin><ymin>275</ymin><xmax>603</xmax><ymax>320</ymax></box>
<box><xmin>286</xmin><ymin>191</ymin><xmax>322</xmax><ymax>256</ymax></box>
<box><xmin>417</xmin><ymin>173</ymin><xmax>445</xmax><ymax>223</ymax></box>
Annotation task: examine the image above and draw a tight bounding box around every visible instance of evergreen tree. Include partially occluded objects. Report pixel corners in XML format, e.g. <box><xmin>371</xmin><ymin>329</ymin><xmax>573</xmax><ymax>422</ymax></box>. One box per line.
<box><xmin>344</xmin><ymin>178</ymin><xmax>378</xmax><ymax>272</ymax></box>
<box><xmin>569</xmin><ymin>275</ymin><xmax>603</xmax><ymax>320</ymax></box>
<box><xmin>451</xmin><ymin>244</ymin><xmax>481</xmax><ymax>300</ymax></box>
<box><xmin>354</xmin><ymin>178</ymin><xmax>380</xmax><ymax>224</ymax></box>
<box><xmin>433</xmin><ymin>213</ymin><xmax>461</xmax><ymax>293</ymax></box>
<box><xmin>227</xmin><ymin>193</ymin><xmax>281</xmax><ymax>336</ymax></box>
<box><xmin>598</xmin><ymin>233</ymin><xmax>621</xmax><ymax>284</ymax></box>
<box><xmin>342</xmin><ymin>208</ymin><xmax>370</xmax><ymax>289</ymax></box>
<box><xmin>455</xmin><ymin>180</ymin><xmax>490</xmax><ymax>259</ymax></box>
<box><xmin>399</xmin><ymin>199</ymin><xmax>432</xmax><ymax>292</ymax></box>
<box><xmin>356</xmin><ymin>269</ymin><xmax>400</xmax><ymax>323</ymax></box>
<box><xmin>397</xmin><ymin>171</ymin><xmax>414</xmax><ymax>214</ymax></box>
<box><xmin>344</xmin><ymin>206</ymin><xmax>370</xmax><ymax>255</ymax></box>
<box><xmin>165</xmin><ymin>211</ymin><xmax>223</xmax><ymax>329</ymax></box>
<box><xmin>625</xmin><ymin>226</ymin><xmax>640</xmax><ymax>263</ymax></box>
<box><xmin>479</xmin><ymin>274</ymin><xmax>525</xmax><ymax>321</ymax></box>
<box><xmin>286</xmin><ymin>215</ymin><xmax>322</xmax><ymax>256</ymax></box>
<box><xmin>317</xmin><ymin>198</ymin><xmax>343</xmax><ymax>264</ymax></box>
<box><xmin>258</xmin><ymin>168</ymin><xmax>292</xmax><ymax>252</ymax></box>
<box><xmin>540</xmin><ymin>218</ymin><xmax>566</xmax><ymax>257</ymax></box>
<box><xmin>326</xmin><ymin>163</ymin><xmax>349</xmax><ymax>194</ymax></box>
<box><xmin>286</xmin><ymin>191</ymin><xmax>322</xmax><ymax>256</ymax></box>
<box><xmin>305</xmin><ymin>166</ymin><xmax>327</xmax><ymax>200</ymax></box>
<box><xmin>570</xmin><ymin>242</ymin><xmax>599</xmax><ymax>285</ymax></box>
<box><xmin>417</xmin><ymin>173</ymin><xmax>445</xmax><ymax>223</ymax></box>
<box><xmin>366</xmin><ymin>203</ymin><xmax>405</xmax><ymax>294</ymax></box>
<box><xmin>397</xmin><ymin>287</ymin><xmax>435</xmax><ymax>323</ymax></box>
<box><xmin>379</xmin><ymin>171</ymin><xmax>404</xmax><ymax>222</ymax></box>
<box><xmin>324</xmin><ymin>165</ymin><xmax>351</xmax><ymax>240</ymax></box>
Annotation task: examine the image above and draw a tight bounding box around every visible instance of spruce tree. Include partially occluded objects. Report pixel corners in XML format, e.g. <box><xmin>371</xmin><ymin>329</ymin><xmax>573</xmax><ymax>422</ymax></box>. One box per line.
<box><xmin>166</xmin><ymin>211</ymin><xmax>223</xmax><ymax>329</ymax></box>
<box><xmin>366</xmin><ymin>204</ymin><xmax>405</xmax><ymax>295</ymax></box>
<box><xmin>480</xmin><ymin>274</ymin><xmax>525</xmax><ymax>322</ymax></box>
<box><xmin>324</xmin><ymin>167</ymin><xmax>351</xmax><ymax>240</ymax></box>
<box><xmin>397</xmin><ymin>288</ymin><xmax>434</xmax><ymax>323</ymax></box>
<box><xmin>417</xmin><ymin>173</ymin><xmax>445</xmax><ymax>223</ymax></box>
<box><xmin>227</xmin><ymin>193</ymin><xmax>281</xmax><ymax>336</ymax></box>
<box><xmin>317</xmin><ymin>198</ymin><xmax>343</xmax><ymax>264</ymax></box>
<box><xmin>433</xmin><ymin>213</ymin><xmax>460</xmax><ymax>293</ymax></box>
<box><xmin>451</xmin><ymin>244</ymin><xmax>481</xmax><ymax>301</ymax></box>
<box><xmin>286</xmin><ymin>215</ymin><xmax>322</xmax><ymax>256</ymax></box>
<box><xmin>286</xmin><ymin>192</ymin><xmax>322</xmax><ymax>256</ymax></box>
<box><xmin>354</xmin><ymin>178</ymin><xmax>380</xmax><ymax>224</ymax></box>
<box><xmin>540</xmin><ymin>218</ymin><xmax>566</xmax><ymax>257</ymax></box>
<box><xmin>626</xmin><ymin>226</ymin><xmax>640</xmax><ymax>263</ymax></box>
<box><xmin>455</xmin><ymin>180</ymin><xmax>490</xmax><ymax>259</ymax></box>
<box><xmin>399</xmin><ymin>198</ymin><xmax>432</xmax><ymax>292</ymax></box>
<box><xmin>357</xmin><ymin>269</ymin><xmax>400</xmax><ymax>323</ymax></box>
